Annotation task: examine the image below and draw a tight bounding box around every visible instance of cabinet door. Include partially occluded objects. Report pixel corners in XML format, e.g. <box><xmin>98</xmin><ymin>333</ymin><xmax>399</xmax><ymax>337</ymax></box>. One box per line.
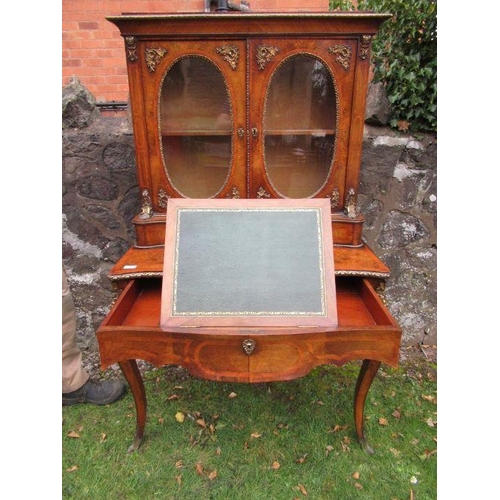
<box><xmin>248</xmin><ymin>39</ymin><xmax>356</xmax><ymax>204</ymax></box>
<box><xmin>139</xmin><ymin>40</ymin><xmax>247</xmax><ymax>206</ymax></box>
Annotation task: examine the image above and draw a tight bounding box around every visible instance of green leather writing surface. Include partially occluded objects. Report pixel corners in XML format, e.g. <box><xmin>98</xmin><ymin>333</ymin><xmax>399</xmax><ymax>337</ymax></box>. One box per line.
<box><xmin>172</xmin><ymin>208</ymin><xmax>325</xmax><ymax>316</ymax></box>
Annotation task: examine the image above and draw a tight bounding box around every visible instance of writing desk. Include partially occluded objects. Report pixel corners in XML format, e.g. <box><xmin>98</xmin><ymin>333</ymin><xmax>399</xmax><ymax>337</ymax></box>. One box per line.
<box><xmin>97</xmin><ymin>199</ymin><xmax>401</xmax><ymax>454</ymax></box>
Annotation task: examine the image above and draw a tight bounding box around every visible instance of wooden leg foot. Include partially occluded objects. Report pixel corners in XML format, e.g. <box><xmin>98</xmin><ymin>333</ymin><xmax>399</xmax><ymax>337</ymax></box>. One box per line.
<box><xmin>354</xmin><ymin>359</ymin><xmax>381</xmax><ymax>455</ymax></box>
<box><xmin>119</xmin><ymin>360</ymin><xmax>147</xmax><ymax>452</ymax></box>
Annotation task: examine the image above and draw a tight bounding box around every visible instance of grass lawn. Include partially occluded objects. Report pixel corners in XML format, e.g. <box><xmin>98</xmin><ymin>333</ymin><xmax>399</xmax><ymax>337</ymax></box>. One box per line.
<box><xmin>62</xmin><ymin>349</ymin><xmax>436</xmax><ymax>499</ymax></box>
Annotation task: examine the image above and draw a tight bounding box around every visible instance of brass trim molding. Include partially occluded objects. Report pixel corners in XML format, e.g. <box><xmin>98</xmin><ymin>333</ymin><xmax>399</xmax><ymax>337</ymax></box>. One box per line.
<box><xmin>328</xmin><ymin>188</ymin><xmax>340</xmax><ymax>209</ymax></box>
<box><xmin>158</xmin><ymin>188</ymin><xmax>170</xmax><ymax>209</ymax></box>
<box><xmin>145</xmin><ymin>47</ymin><xmax>168</xmax><ymax>72</ymax></box>
<box><xmin>225</xmin><ymin>186</ymin><xmax>241</xmax><ymax>199</ymax></box>
<box><xmin>328</xmin><ymin>44</ymin><xmax>352</xmax><ymax>71</ymax></box>
<box><xmin>216</xmin><ymin>45</ymin><xmax>239</xmax><ymax>70</ymax></box>
<box><xmin>108</xmin><ymin>269</ymin><xmax>390</xmax><ymax>281</ymax></box>
<box><xmin>242</xmin><ymin>339</ymin><xmax>256</xmax><ymax>355</ymax></box>
<box><xmin>256</xmin><ymin>45</ymin><xmax>280</xmax><ymax>70</ymax></box>
<box><xmin>139</xmin><ymin>189</ymin><xmax>154</xmax><ymax>219</ymax></box>
<box><xmin>344</xmin><ymin>188</ymin><xmax>357</xmax><ymax>219</ymax></box>
<box><xmin>257</xmin><ymin>186</ymin><xmax>271</xmax><ymax>198</ymax></box>
<box><xmin>359</xmin><ymin>35</ymin><xmax>372</xmax><ymax>60</ymax></box>
<box><xmin>125</xmin><ymin>37</ymin><xmax>138</xmax><ymax>62</ymax></box>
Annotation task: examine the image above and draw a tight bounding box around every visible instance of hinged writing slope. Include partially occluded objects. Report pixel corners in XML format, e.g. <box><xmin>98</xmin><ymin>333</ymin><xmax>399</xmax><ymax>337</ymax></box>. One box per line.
<box><xmin>160</xmin><ymin>198</ymin><xmax>337</xmax><ymax>329</ymax></box>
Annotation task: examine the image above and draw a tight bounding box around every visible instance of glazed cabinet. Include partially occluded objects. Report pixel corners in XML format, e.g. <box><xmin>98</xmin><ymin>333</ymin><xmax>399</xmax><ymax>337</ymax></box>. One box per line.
<box><xmin>98</xmin><ymin>12</ymin><xmax>402</xmax><ymax>454</ymax></box>
<box><xmin>106</xmin><ymin>12</ymin><xmax>392</xmax><ymax>280</ymax></box>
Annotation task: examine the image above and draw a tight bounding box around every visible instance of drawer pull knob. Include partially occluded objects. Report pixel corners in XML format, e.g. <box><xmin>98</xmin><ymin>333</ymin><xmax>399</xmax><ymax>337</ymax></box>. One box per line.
<box><xmin>242</xmin><ymin>339</ymin><xmax>256</xmax><ymax>355</ymax></box>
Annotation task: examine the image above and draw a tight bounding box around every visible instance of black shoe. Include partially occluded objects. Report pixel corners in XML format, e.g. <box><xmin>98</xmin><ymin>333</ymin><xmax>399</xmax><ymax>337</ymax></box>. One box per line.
<box><xmin>62</xmin><ymin>379</ymin><xmax>127</xmax><ymax>406</ymax></box>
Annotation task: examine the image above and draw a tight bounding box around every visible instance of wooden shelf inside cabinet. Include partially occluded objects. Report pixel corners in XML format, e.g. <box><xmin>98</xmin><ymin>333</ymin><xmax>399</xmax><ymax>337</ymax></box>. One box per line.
<box><xmin>161</xmin><ymin>130</ymin><xmax>232</xmax><ymax>137</ymax></box>
<box><xmin>265</xmin><ymin>130</ymin><xmax>335</xmax><ymax>136</ymax></box>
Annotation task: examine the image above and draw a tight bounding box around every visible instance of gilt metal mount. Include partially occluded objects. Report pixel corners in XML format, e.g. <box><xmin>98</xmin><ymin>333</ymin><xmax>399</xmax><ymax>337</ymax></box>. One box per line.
<box><xmin>242</xmin><ymin>339</ymin><xmax>256</xmax><ymax>355</ymax></box>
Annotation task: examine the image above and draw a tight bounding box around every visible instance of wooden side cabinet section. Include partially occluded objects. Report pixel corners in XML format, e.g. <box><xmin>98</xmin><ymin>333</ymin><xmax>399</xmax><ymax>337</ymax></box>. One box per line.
<box><xmin>97</xmin><ymin>12</ymin><xmax>401</xmax><ymax>454</ymax></box>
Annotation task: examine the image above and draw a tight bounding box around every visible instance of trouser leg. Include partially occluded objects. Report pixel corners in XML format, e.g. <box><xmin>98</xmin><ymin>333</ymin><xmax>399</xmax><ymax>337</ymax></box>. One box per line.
<box><xmin>62</xmin><ymin>266</ymin><xmax>89</xmax><ymax>393</ymax></box>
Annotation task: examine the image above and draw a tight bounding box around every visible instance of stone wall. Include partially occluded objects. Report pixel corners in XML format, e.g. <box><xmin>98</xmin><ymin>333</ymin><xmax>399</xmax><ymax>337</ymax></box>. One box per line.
<box><xmin>62</xmin><ymin>83</ymin><xmax>437</xmax><ymax>353</ymax></box>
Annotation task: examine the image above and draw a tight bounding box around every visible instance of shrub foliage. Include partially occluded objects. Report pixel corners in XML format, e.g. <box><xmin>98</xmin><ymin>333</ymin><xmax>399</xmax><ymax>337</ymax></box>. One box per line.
<box><xmin>330</xmin><ymin>0</ymin><xmax>437</xmax><ymax>132</ymax></box>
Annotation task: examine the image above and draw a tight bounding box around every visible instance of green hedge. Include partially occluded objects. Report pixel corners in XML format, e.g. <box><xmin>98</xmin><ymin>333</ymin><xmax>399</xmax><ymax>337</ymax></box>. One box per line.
<box><xmin>330</xmin><ymin>0</ymin><xmax>437</xmax><ymax>132</ymax></box>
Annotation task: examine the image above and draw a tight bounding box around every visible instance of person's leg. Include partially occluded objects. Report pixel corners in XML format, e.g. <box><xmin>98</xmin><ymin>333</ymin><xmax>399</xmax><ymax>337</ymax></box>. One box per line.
<box><xmin>62</xmin><ymin>266</ymin><xmax>126</xmax><ymax>406</ymax></box>
<box><xmin>62</xmin><ymin>266</ymin><xmax>89</xmax><ymax>393</ymax></box>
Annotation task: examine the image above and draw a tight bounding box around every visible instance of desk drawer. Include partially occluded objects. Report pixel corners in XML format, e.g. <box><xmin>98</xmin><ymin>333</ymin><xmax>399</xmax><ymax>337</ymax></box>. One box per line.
<box><xmin>97</xmin><ymin>277</ymin><xmax>401</xmax><ymax>383</ymax></box>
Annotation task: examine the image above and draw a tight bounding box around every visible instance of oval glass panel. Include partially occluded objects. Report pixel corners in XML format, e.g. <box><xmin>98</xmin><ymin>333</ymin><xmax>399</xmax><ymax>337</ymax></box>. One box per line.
<box><xmin>160</xmin><ymin>57</ymin><xmax>232</xmax><ymax>198</ymax></box>
<box><xmin>264</xmin><ymin>56</ymin><xmax>337</xmax><ymax>198</ymax></box>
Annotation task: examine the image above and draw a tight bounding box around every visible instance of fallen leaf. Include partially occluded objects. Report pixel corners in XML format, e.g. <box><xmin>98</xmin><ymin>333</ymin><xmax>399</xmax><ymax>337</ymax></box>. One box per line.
<box><xmin>175</xmin><ymin>475</ymin><xmax>182</xmax><ymax>485</ymax></box>
<box><xmin>66</xmin><ymin>465</ymin><xmax>78</xmax><ymax>472</ymax></box>
<box><xmin>397</xmin><ymin>120</ymin><xmax>410</xmax><ymax>131</ymax></box>
<box><xmin>196</xmin><ymin>418</ymin><xmax>206</xmax><ymax>428</ymax></box>
<box><xmin>354</xmin><ymin>482</ymin><xmax>363</xmax><ymax>490</ymax></box>
<box><xmin>175</xmin><ymin>412</ymin><xmax>185</xmax><ymax>423</ymax></box>
<box><xmin>251</xmin><ymin>432</ymin><xmax>262</xmax><ymax>439</ymax></box>
<box><xmin>167</xmin><ymin>394</ymin><xmax>179</xmax><ymax>401</ymax></box>
<box><xmin>228</xmin><ymin>392</ymin><xmax>237</xmax><ymax>399</ymax></box>
<box><xmin>67</xmin><ymin>430</ymin><xmax>80</xmax><ymax>438</ymax></box>
<box><xmin>390</xmin><ymin>447</ymin><xmax>400</xmax><ymax>457</ymax></box>
<box><xmin>325</xmin><ymin>445</ymin><xmax>334</xmax><ymax>456</ymax></box>
<box><xmin>378</xmin><ymin>417</ymin><xmax>389</xmax><ymax>426</ymax></box>
<box><xmin>422</xmin><ymin>394</ymin><xmax>436</xmax><ymax>404</ymax></box>
<box><xmin>297</xmin><ymin>483</ymin><xmax>308</xmax><ymax>496</ymax></box>
<box><xmin>352</xmin><ymin>471</ymin><xmax>360</xmax><ymax>479</ymax></box>
<box><xmin>419</xmin><ymin>449</ymin><xmax>437</xmax><ymax>460</ymax></box>
<box><xmin>392</xmin><ymin>409</ymin><xmax>401</xmax><ymax>420</ymax></box>
<box><xmin>314</xmin><ymin>400</ymin><xmax>325</xmax><ymax>406</ymax></box>
<box><xmin>271</xmin><ymin>460</ymin><xmax>281</xmax><ymax>470</ymax></box>
<box><xmin>296</xmin><ymin>453</ymin><xmax>308</xmax><ymax>464</ymax></box>
<box><xmin>426</xmin><ymin>417</ymin><xmax>436</xmax><ymax>427</ymax></box>
<box><xmin>100</xmin><ymin>433</ymin><xmax>107</xmax><ymax>442</ymax></box>
<box><xmin>175</xmin><ymin>460</ymin><xmax>183</xmax><ymax>469</ymax></box>
<box><xmin>330</xmin><ymin>424</ymin><xmax>348</xmax><ymax>433</ymax></box>
<box><xmin>195</xmin><ymin>463</ymin><xmax>204</xmax><ymax>475</ymax></box>
<box><xmin>208</xmin><ymin>470</ymin><xmax>217</xmax><ymax>481</ymax></box>
<box><xmin>158</xmin><ymin>417</ymin><xmax>164</xmax><ymax>424</ymax></box>
<box><xmin>215</xmin><ymin>447</ymin><xmax>222</xmax><ymax>456</ymax></box>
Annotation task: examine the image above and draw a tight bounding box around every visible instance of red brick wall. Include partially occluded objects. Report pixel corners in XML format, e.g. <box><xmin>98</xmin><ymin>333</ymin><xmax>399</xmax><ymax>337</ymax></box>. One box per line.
<box><xmin>62</xmin><ymin>0</ymin><xmax>330</xmax><ymax>102</ymax></box>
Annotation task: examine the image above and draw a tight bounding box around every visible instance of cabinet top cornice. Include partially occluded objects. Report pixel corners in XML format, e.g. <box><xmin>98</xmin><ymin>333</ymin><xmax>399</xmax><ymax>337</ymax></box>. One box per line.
<box><xmin>107</xmin><ymin>12</ymin><xmax>391</xmax><ymax>36</ymax></box>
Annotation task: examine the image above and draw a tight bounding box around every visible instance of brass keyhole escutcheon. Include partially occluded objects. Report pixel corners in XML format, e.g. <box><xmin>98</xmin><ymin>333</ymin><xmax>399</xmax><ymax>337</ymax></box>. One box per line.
<box><xmin>251</xmin><ymin>127</ymin><xmax>258</xmax><ymax>138</ymax></box>
<box><xmin>237</xmin><ymin>127</ymin><xmax>245</xmax><ymax>138</ymax></box>
<box><xmin>242</xmin><ymin>339</ymin><xmax>256</xmax><ymax>355</ymax></box>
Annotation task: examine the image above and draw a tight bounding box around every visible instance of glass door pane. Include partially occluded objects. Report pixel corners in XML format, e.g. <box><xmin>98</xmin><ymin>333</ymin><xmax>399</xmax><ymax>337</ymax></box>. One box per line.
<box><xmin>263</xmin><ymin>55</ymin><xmax>337</xmax><ymax>198</ymax></box>
<box><xmin>160</xmin><ymin>56</ymin><xmax>232</xmax><ymax>198</ymax></box>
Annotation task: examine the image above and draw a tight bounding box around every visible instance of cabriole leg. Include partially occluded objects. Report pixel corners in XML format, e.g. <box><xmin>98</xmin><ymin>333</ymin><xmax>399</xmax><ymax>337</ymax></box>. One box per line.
<box><xmin>118</xmin><ymin>359</ymin><xmax>147</xmax><ymax>453</ymax></box>
<box><xmin>354</xmin><ymin>359</ymin><xmax>381</xmax><ymax>455</ymax></box>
